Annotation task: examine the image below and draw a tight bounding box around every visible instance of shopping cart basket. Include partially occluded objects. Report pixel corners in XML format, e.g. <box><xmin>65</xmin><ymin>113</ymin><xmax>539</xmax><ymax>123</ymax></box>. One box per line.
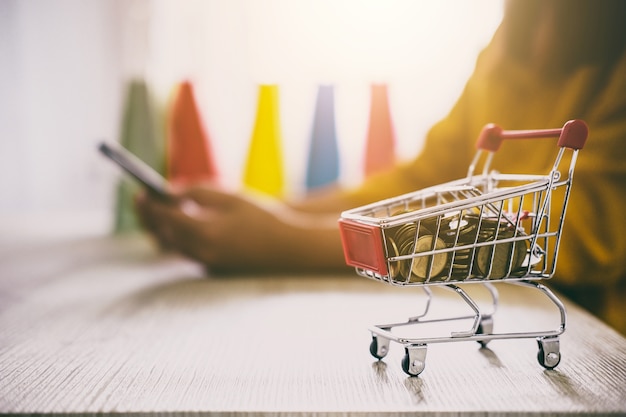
<box><xmin>338</xmin><ymin>119</ymin><xmax>588</xmax><ymax>376</ymax></box>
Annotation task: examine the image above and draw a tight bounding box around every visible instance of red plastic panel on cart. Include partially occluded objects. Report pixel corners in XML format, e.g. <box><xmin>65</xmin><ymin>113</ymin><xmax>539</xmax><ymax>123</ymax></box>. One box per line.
<box><xmin>338</xmin><ymin>219</ymin><xmax>388</xmax><ymax>276</ymax></box>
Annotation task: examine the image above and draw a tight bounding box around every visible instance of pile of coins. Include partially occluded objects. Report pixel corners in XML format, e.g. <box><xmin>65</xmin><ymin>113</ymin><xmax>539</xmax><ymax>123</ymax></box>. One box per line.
<box><xmin>385</xmin><ymin>210</ymin><xmax>529</xmax><ymax>282</ymax></box>
<box><xmin>468</xmin><ymin>214</ymin><xmax>528</xmax><ymax>279</ymax></box>
<box><xmin>386</xmin><ymin>221</ymin><xmax>448</xmax><ymax>282</ymax></box>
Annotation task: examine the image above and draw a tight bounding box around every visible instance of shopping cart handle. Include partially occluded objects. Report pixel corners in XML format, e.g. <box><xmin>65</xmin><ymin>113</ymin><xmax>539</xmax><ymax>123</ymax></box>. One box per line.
<box><xmin>476</xmin><ymin>119</ymin><xmax>588</xmax><ymax>152</ymax></box>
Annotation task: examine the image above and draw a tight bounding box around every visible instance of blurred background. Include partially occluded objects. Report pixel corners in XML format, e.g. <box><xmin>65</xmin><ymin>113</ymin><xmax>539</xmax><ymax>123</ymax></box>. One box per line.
<box><xmin>0</xmin><ymin>0</ymin><xmax>503</xmax><ymax>241</ymax></box>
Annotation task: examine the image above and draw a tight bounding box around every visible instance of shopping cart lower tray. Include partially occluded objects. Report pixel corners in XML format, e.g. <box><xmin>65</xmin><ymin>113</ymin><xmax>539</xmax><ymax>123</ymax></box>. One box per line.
<box><xmin>339</xmin><ymin>120</ymin><xmax>588</xmax><ymax>376</ymax></box>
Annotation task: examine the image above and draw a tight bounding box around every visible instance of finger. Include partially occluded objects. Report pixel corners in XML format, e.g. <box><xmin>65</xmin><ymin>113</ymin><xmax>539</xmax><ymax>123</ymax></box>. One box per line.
<box><xmin>149</xmin><ymin>196</ymin><xmax>220</xmax><ymax>247</ymax></box>
<box><xmin>150</xmin><ymin>207</ymin><xmax>220</xmax><ymax>264</ymax></box>
<box><xmin>134</xmin><ymin>190</ymin><xmax>158</xmax><ymax>232</ymax></box>
<box><xmin>134</xmin><ymin>195</ymin><xmax>175</xmax><ymax>251</ymax></box>
<box><xmin>180</xmin><ymin>184</ymin><xmax>240</xmax><ymax>208</ymax></box>
<box><xmin>135</xmin><ymin>193</ymin><xmax>185</xmax><ymax>240</ymax></box>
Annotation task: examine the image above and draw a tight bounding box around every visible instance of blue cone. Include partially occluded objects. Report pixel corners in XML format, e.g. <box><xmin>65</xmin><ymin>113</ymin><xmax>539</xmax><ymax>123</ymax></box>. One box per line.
<box><xmin>305</xmin><ymin>85</ymin><xmax>340</xmax><ymax>191</ymax></box>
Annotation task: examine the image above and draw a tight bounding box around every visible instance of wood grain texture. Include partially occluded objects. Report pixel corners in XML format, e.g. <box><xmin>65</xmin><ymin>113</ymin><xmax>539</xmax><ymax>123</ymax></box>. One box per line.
<box><xmin>1</xmin><ymin>234</ymin><xmax>625</xmax><ymax>416</ymax></box>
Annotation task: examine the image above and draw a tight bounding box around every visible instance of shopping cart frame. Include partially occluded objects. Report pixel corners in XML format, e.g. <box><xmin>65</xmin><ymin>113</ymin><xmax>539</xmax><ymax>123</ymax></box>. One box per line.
<box><xmin>338</xmin><ymin>120</ymin><xmax>588</xmax><ymax>376</ymax></box>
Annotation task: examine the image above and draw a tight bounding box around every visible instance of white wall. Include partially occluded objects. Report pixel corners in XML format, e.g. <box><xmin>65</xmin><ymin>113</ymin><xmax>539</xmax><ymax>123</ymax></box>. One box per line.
<box><xmin>0</xmin><ymin>0</ymin><xmax>123</xmax><ymax>235</ymax></box>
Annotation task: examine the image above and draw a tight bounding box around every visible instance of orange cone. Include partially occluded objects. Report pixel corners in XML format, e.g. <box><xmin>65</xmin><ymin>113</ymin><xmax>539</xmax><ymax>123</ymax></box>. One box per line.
<box><xmin>167</xmin><ymin>80</ymin><xmax>219</xmax><ymax>186</ymax></box>
<box><xmin>364</xmin><ymin>83</ymin><xmax>396</xmax><ymax>177</ymax></box>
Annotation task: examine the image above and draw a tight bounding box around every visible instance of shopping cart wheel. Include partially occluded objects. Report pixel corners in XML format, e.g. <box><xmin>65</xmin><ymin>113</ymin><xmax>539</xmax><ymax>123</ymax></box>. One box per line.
<box><xmin>369</xmin><ymin>334</ymin><xmax>390</xmax><ymax>359</ymax></box>
<box><xmin>537</xmin><ymin>337</ymin><xmax>561</xmax><ymax>370</ymax></box>
<box><xmin>401</xmin><ymin>345</ymin><xmax>427</xmax><ymax>377</ymax></box>
<box><xmin>476</xmin><ymin>316</ymin><xmax>493</xmax><ymax>347</ymax></box>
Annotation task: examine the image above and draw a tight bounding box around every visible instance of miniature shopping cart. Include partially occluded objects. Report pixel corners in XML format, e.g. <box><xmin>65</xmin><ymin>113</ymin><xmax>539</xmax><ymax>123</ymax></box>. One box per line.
<box><xmin>339</xmin><ymin>119</ymin><xmax>588</xmax><ymax>376</ymax></box>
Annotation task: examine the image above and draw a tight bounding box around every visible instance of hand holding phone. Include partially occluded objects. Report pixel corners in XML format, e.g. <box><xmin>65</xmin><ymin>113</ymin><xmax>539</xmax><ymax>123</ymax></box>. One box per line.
<box><xmin>98</xmin><ymin>141</ymin><xmax>172</xmax><ymax>201</ymax></box>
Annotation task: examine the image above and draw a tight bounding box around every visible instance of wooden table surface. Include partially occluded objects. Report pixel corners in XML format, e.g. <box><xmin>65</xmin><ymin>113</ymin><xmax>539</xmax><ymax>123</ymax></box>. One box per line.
<box><xmin>1</xmin><ymin>233</ymin><xmax>625</xmax><ymax>416</ymax></box>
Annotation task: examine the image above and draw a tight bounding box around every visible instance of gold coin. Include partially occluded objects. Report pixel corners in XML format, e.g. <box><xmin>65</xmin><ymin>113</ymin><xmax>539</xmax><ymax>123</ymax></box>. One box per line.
<box><xmin>394</xmin><ymin>223</ymin><xmax>416</xmax><ymax>245</ymax></box>
<box><xmin>409</xmin><ymin>235</ymin><xmax>449</xmax><ymax>280</ymax></box>
<box><xmin>451</xmin><ymin>259</ymin><xmax>471</xmax><ymax>275</ymax></box>
<box><xmin>476</xmin><ymin>239</ymin><xmax>528</xmax><ymax>279</ymax></box>
<box><xmin>510</xmin><ymin>238</ymin><xmax>530</xmax><ymax>276</ymax></box>
<box><xmin>420</xmin><ymin>216</ymin><xmax>443</xmax><ymax>235</ymax></box>
<box><xmin>397</xmin><ymin>239</ymin><xmax>416</xmax><ymax>281</ymax></box>
<box><xmin>442</xmin><ymin>218</ymin><xmax>479</xmax><ymax>245</ymax></box>
<box><xmin>385</xmin><ymin>236</ymin><xmax>401</xmax><ymax>280</ymax></box>
<box><xmin>394</xmin><ymin>223</ymin><xmax>432</xmax><ymax>249</ymax></box>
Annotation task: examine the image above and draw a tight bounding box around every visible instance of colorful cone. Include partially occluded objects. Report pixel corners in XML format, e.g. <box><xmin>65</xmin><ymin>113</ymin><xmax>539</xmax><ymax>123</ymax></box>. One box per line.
<box><xmin>167</xmin><ymin>80</ymin><xmax>219</xmax><ymax>186</ymax></box>
<box><xmin>114</xmin><ymin>78</ymin><xmax>165</xmax><ymax>233</ymax></box>
<box><xmin>243</xmin><ymin>84</ymin><xmax>285</xmax><ymax>197</ymax></box>
<box><xmin>364</xmin><ymin>83</ymin><xmax>396</xmax><ymax>177</ymax></box>
<box><xmin>305</xmin><ymin>84</ymin><xmax>340</xmax><ymax>191</ymax></box>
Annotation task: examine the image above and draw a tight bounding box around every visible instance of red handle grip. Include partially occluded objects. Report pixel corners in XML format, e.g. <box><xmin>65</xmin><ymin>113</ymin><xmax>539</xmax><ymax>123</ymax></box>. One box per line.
<box><xmin>476</xmin><ymin>119</ymin><xmax>588</xmax><ymax>152</ymax></box>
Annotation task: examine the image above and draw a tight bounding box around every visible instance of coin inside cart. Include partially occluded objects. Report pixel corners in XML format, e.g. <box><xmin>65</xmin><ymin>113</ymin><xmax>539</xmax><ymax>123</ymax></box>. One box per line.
<box><xmin>410</xmin><ymin>235</ymin><xmax>448</xmax><ymax>280</ymax></box>
<box><xmin>476</xmin><ymin>239</ymin><xmax>528</xmax><ymax>278</ymax></box>
<box><xmin>385</xmin><ymin>236</ymin><xmax>401</xmax><ymax>279</ymax></box>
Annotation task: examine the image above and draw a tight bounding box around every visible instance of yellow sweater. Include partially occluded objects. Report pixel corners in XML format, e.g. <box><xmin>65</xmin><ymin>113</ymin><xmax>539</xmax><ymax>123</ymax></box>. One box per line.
<box><xmin>344</xmin><ymin>29</ymin><xmax>626</xmax><ymax>334</ymax></box>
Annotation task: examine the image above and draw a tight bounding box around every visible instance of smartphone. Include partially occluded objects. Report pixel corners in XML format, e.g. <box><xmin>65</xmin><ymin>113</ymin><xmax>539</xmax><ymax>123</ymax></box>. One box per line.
<box><xmin>98</xmin><ymin>141</ymin><xmax>172</xmax><ymax>201</ymax></box>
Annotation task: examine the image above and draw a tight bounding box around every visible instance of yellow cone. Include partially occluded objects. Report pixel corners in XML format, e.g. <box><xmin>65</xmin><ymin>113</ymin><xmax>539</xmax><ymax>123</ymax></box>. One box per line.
<box><xmin>243</xmin><ymin>85</ymin><xmax>285</xmax><ymax>197</ymax></box>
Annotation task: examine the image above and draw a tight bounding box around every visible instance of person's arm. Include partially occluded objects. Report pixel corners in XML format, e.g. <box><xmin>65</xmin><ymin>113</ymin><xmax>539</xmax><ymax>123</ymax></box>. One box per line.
<box><xmin>136</xmin><ymin>185</ymin><xmax>350</xmax><ymax>273</ymax></box>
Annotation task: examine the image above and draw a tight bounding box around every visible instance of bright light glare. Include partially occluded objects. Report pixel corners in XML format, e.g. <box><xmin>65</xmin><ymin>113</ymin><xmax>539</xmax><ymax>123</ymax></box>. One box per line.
<box><xmin>244</xmin><ymin>0</ymin><xmax>503</xmax><ymax>83</ymax></box>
